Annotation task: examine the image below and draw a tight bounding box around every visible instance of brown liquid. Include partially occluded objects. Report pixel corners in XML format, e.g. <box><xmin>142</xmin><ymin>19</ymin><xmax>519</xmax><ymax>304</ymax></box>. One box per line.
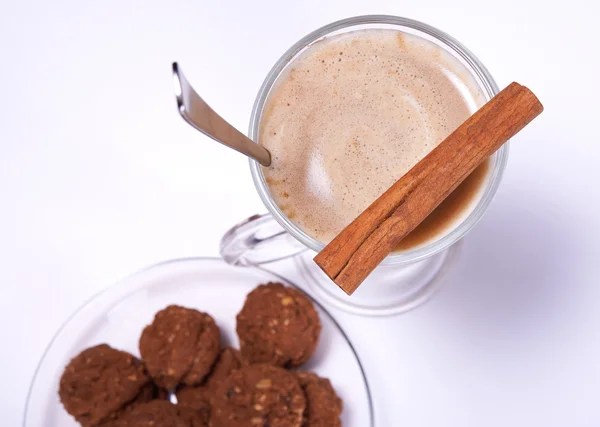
<box><xmin>394</xmin><ymin>160</ymin><xmax>490</xmax><ymax>251</ymax></box>
<box><xmin>260</xmin><ymin>29</ymin><xmax>492</xmax><ymax>250</ymax></box>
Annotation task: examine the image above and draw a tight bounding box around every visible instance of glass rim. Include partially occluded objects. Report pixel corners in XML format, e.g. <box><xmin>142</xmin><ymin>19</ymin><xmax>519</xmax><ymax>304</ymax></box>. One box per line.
<box><xmin>249</xmin><ymin>14</ymin><xmax>508</xmax><ymax>265</ymax></box>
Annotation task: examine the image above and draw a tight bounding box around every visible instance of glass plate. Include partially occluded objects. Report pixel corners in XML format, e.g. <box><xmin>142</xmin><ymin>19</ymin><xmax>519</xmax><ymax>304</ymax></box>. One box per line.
<box><xmin>24</xmin><ymin>257</ymin><xmax>374</xmax><ymax>426</ymax></box>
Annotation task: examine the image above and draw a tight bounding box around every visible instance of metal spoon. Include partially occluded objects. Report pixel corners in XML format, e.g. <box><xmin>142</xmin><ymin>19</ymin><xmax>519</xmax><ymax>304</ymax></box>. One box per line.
<box><xmin>172</xmin><ymin>62</ymin><xmax>271</xmax><ymax>166</ymax></box>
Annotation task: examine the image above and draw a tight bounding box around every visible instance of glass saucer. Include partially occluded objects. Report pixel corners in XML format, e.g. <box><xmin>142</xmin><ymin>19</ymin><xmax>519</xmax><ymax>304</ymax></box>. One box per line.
<box><xmin>24</xmin><ymin>258</ymin><xmax>374</xmax><ymax>426</ymax></box>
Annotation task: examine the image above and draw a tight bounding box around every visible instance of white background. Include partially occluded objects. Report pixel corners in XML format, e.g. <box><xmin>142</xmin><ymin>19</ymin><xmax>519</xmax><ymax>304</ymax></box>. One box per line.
<box><xmin>1</xmin><ymin>0</ymin><xmax>599</xmax><ymax>426</ymax></box>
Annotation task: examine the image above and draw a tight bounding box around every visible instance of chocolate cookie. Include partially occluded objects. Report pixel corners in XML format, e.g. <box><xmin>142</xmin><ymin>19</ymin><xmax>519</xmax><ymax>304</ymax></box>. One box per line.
<box><xmin>176</xmin><ymin>347</ymin><xmax>246</xmax><ymax>424</ymax></box>
<box><xmin>206</xmin><ymin>346</ymin><xmax>247</xmax><ymax>388</ymax></box>
<box><xmin>176</xmin><ymin>385</ymin><xmax>211</xmax><ymax>425</ymax></box>
<box><xmin>176</xmin><ymin>406</ymin><xmax>208</xmax><ymax>427</ymax></box>
<box><xmin>59</xmin><ymin>344</ymin><xmax>152</xmax><ymax>426</ymax></box>
<box><xmin>130</xmin><ymin>382</ymin><xmax>159</xmax><ymax>405</ymax></box>
<box><xmin>139</xmin><ymin>305</ymin><xmax>221</xmax><ymax>389</ymax></box>
<box><xmin>95</xmin><ymin>383</ymin><xmax>163</xmax><ymax>427</ymax></box>
<box><xmin>236</xmin><ymin>283</ymin><xmax>321</xmax><ymax>367</ymax></box>
<box><xmin>210</xmin><ymin>364</ymin><xmax>306</xmax><ymax>427</ymax></box>
<box><xmin>105</xmin><ymin>400</ymin><xmax>192</xmax><ymax>427</ymax></box>
<box><xmin>296</xmin><ymin>372</ymin><xmax>343</xmax><ymax>427</ymax></box>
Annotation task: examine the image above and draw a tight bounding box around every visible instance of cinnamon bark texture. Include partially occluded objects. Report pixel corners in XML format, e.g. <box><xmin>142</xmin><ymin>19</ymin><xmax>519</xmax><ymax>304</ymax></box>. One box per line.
<box><xmin>314</xmin><ymin>82</ymin><xmax>543</xmax><ymax>295</ymax></box>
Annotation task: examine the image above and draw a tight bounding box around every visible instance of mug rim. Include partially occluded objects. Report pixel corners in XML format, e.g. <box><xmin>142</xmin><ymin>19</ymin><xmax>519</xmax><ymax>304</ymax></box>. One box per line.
<box><xmin>248</xmin><ymin>14</ymin><xmax>508</xmax><ymax>265</ymax></box>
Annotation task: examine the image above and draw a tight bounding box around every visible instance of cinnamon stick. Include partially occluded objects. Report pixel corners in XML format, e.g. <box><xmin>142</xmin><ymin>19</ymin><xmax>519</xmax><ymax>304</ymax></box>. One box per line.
<box><xmin>313</xmin><ymin>82</ymin><xmax>543</xmax><ymax>295</ymax></box>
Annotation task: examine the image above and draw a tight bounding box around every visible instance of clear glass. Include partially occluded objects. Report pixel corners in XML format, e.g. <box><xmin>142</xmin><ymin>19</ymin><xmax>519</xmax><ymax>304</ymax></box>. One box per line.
<box><xmin>222</xmin><ymin>15</ymin><xmax>507</xmax><ymax>316</ymax></box>
<box><xmin>24</xmin><ymin>258</ymin><xmax>374</xmax><ymax>427</ymax></box>
<box><xmin>249</xmin><ymin>15</ymin><xmax>506</xmax><ymax>265</ymax></box>
<box><xmin>220</xmin><ymin>214</ymin><xmax>463</xmax><ymax>316</ymax></box>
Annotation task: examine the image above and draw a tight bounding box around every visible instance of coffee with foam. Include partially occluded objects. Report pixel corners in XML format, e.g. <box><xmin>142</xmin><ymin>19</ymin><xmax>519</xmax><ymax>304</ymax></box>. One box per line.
<box><xmin>260</xmin><ymin>29</ymin><xmax>491</xmax><ymax>250</ymax></box>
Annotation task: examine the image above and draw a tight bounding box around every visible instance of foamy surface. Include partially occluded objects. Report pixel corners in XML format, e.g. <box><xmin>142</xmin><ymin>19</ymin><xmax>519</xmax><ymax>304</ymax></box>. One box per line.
<box><xmin>260</xmin><ymin>29</ymin><xmax>487</xmax><ymax>244</ymax></box>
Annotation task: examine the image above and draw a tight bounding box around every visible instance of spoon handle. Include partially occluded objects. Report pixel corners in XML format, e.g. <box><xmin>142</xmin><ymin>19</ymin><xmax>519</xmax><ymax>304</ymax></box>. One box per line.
<box><xmin>172</xmin><ymin>63</ymin><xmax>271</xmax><ymax>166</ymax></box>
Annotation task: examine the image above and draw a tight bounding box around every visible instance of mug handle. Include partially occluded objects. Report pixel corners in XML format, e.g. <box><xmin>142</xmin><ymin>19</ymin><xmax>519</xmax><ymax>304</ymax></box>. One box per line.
<box><xmin>220</xmin><ymin>213</ymin><xmax>308</xmax><ymax>266</ymax></box>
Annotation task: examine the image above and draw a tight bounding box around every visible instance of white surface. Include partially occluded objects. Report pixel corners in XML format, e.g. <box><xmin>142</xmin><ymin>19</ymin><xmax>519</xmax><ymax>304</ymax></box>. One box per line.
<box><xmin>1</xmin><ymin>0</ymin><xmax>599</xmax><ymax>426</ymax></box>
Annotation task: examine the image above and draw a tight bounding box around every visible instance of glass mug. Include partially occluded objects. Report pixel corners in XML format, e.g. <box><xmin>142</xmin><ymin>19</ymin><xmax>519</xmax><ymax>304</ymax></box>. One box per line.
<box><xmin>220</xmin><ymin>15</ymin><xmax>508</xmax><ymax>316</ymax></box>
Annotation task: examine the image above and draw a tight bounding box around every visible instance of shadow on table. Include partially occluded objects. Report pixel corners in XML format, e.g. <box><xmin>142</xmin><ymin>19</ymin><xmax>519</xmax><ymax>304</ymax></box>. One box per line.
<box><xmin>429</xmin><ymin>193</ymin><xmax>583</xmax><ymax>344</ymax></box>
